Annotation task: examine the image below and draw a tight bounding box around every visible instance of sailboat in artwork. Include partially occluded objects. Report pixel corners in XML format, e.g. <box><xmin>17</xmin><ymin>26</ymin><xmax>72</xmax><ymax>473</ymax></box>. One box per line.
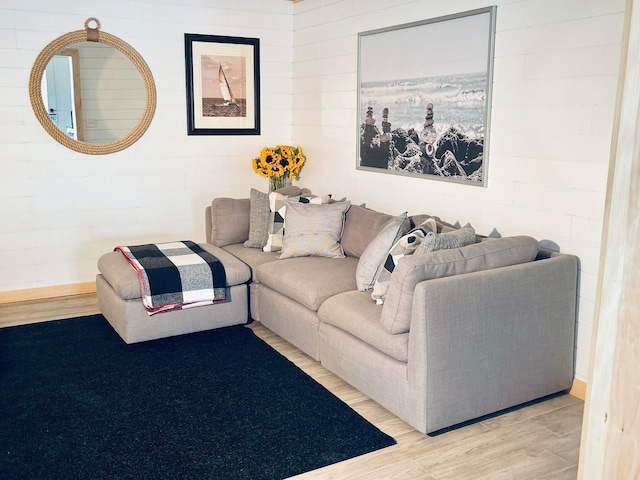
<box><xmin>218</xmin><ymin>65</ymin><xmax>239</xmax><ymax>107</ymax></box>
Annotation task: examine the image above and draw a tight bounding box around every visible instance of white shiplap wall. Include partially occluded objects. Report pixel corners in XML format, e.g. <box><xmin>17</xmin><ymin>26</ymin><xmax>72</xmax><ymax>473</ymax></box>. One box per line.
<box><xmin>0</xmin><ymin>0</ymin><xmax>293</xmax><ymax>291</ymax></box>
<box><xmin>0</xmin><ymin>0</ymin><xmax>626</xmax><ymax>383</ymax></box>
<box><xmin>291</xmin><ymin>0</ymin><xmax>625</xmax><ymax>382</ymax></box>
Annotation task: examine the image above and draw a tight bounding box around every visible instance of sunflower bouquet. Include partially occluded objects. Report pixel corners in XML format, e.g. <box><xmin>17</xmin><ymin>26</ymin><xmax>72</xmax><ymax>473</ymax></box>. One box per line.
<box><xmin>252</xmin><ymin>145</ymin><xmax>306</xmax><ymax>191</ymax></box>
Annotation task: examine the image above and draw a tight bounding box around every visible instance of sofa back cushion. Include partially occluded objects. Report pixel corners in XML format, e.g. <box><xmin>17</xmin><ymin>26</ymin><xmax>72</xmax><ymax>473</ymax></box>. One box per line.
<box><xmin>209</xmin><ymin>198</ymin><xmax>250</xmax><ymax>247</ymax></box>
<box><xmin>341</xmin><ymin>205</ymin><xmax>393</xmax><ymax>258</ymax></box>
<box><xmin>380</xmin><ymin>236</ymin><xmax>540</xmax><ymax>334</ymax></box>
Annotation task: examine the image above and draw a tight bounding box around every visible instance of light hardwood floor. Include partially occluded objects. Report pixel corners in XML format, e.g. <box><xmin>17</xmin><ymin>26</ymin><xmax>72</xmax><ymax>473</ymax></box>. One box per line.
<box><xmin>0</xmin><ymin>294</ymin><xmax>583</xmax><ymax>479</ymax></box>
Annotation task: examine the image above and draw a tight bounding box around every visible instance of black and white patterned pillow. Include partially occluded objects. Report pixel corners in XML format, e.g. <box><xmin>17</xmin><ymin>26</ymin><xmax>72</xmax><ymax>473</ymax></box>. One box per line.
<box><xmin>371</xmin><ymin>218</ymin><xmax>437</xmax><ymax>305</ymax></box>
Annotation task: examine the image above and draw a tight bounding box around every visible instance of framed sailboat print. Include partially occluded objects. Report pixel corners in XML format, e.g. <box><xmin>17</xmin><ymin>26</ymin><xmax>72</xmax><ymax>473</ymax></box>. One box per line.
<box><xmin>185</xmin><ymin>33</ymin><xmax>260</xmax><ymax>135</ymax></box>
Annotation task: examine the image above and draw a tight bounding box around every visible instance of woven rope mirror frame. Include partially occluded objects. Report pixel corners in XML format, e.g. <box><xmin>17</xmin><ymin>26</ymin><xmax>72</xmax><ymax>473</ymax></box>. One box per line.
<box><xmin>29</xmin><ymin>18</ymin><xmax>157</xmax><ymax>155</ymax></box>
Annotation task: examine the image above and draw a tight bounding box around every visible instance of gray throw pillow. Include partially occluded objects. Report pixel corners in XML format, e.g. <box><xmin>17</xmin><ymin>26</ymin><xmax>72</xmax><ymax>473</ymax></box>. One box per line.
<box><xmin>414</xmin><ymin>224</ymin><xmax>476</xmax><ymax>254</ymax></box>
<box><xmin>263</xmin><ymin>192</ymin><xmax>329</xmax><ymax>253</ymax></box>
<box><xmin>279</xmin><ymin>200</ymin><xmax>351</xmax><ymax>259</ymax></box>
<box><xmin>244</xmin><ymin>189</ymin><xmax>270</xmax><ymax>248</ymax></box>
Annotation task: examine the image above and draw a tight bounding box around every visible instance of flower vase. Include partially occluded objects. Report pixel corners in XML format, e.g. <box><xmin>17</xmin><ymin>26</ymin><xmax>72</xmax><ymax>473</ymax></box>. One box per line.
<box><xmin>269</xmin><ymin>175</ymin><xmax>290</xmax><ymax>192</ymax></box>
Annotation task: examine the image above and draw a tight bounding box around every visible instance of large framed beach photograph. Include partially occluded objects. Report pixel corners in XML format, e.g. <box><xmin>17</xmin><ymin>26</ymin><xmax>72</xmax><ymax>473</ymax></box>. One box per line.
<box><xmin>185</xmin><ymin>34</ymin><xmax>260</xmax><ymax>135</ymax></box>
<box><xmin>357</xmin><ymin>7</ymin><xmax>496</xmax><ymax>186</ymax></box>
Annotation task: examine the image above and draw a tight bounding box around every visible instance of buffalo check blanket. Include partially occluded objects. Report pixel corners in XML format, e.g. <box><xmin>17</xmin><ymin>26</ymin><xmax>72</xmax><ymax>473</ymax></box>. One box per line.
<box><xmin>115</xmin><ymin>241</ymin><xmax>227</xmax><ymax>315</ymax></box>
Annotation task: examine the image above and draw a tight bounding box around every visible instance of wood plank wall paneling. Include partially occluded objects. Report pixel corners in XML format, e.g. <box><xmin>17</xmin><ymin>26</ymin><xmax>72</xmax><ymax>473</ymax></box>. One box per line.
<box><xmin>579</xmin><ymin>0</ymin><xmax>640</xmax><ymax>477</ymax></box>
<box><xmin>0</xmin><ymin>282</ymin><xmax>97</xmax><ymax>304</ymax></box>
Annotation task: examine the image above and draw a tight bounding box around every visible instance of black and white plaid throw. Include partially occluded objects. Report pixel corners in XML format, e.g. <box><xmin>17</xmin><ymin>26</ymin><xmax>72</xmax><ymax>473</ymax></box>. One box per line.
<box><xmin>115</xmin><ymin>241</ymin><xmax>227</xmax><ymax>315</ymax></box>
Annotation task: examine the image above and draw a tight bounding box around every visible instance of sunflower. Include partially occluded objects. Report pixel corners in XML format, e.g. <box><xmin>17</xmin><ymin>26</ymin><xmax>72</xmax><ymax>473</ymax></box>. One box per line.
<box><xmin>251</xmin><ymin>144</ymin><xmax>306</xmax><ymax>184</ymax></box>
<box><xmin>260</xmin><ymin>147</ymin><xmax>280</xmax><ymax>166</ymax></box>
<box><xmin>278</xmin><ymin>145</ymin><xmax>294</xmax><ymax>160</ymax></box>
<box><xmin>278</xmin><ymin>156</ymin><xmax>290</xmax><ymax>171</ymax></box>
<box><xmin>270</xmin><ymin>163</ymin><xmax>284</xmax><ymax>177</ymax></box>
<box><xmin>252</xmin><ymin>158</ymin><xmax>270</xmax><ymax>178</ymax></box>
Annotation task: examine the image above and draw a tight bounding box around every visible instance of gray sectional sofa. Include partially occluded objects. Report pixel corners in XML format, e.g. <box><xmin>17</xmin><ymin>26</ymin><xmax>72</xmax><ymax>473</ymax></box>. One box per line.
<box><xmin>205</xmin><ymin>188</ymin><xmax>579</xmax><ymax>434</ymax></box>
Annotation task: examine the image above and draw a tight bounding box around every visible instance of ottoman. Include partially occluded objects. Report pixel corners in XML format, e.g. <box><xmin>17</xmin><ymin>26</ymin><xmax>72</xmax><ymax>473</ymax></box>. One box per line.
<box><xmin>96</xmin><ymin>243</ymin><xmax>251</xmax><ymax>344</ymax></box>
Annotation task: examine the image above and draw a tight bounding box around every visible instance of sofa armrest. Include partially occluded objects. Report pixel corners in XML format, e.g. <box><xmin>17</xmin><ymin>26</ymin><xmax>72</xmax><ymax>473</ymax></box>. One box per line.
<box><xmin>205</xmin><ymin>198</ymin><xmax>250</xmax><ymax>247</ymax></box>
<box><xmin>407</xmin><ymin>253</ymin><xmax>578</xmax><ymax>433</ymax></box>
<box><xmin>381</xmin><ymin>236</ymin><xmax>540</xmax><ymax>334</ymax></box>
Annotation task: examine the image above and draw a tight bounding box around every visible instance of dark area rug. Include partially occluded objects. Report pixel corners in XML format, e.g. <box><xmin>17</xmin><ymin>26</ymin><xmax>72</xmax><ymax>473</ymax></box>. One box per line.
<box><xmin>0</xmin><ymin>315</ymin><xmax>395</xmax><ymax>479</ymax></box>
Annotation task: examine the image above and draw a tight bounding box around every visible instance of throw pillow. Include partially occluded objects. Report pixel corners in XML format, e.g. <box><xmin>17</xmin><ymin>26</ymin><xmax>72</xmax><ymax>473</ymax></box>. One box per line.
<box><xmin>355</xmin><ymin>213</ymin><xmax>409</xmax><ymax>291</ymax></box>
<box><xmin>263</xmin><ymin>192</ymin><xmax>329</xmax><ymax>252</ymax></box>
<box><xmin>414</xmin><ymin>224</ymin><xmax>477</xmax><ymax>255</ymax></box>
<box><xmin>243</xmin><ymin>188</ymin><xmax>270</xmax><ymax>248</ymax></box>
<box><xmin>279</xmin><ymin>200</ymin><xmax>352</xmax><ymax>259</ymax></box>
<box><xmin>370</xmin><ymin>218</ymin><xmax>438</xmax><ymax>304</ymax></box>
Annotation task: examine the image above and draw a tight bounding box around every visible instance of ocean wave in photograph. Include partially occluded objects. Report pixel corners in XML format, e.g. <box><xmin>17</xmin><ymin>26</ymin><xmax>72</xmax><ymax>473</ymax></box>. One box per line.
<box><xmin>360</xmin><ymin>72</ymin><xmax>486</xmax><ymax>139</ymax></box>
<box><xmin>359</xmin><ymin>72</ymin><xmax>487</xmax><ymax>182</ymax></box>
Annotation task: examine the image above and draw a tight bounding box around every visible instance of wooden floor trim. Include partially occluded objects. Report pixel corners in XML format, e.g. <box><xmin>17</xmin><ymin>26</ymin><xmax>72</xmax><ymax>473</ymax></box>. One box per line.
<box><xmin>570</xmin><ymin>378</ymin><xmax>587</xmax><ymax>400</ymax></box>
<box><xmin>0</xmin><ymin>282</ymin><xmax>97</xmax><ymax>304</ymax></box>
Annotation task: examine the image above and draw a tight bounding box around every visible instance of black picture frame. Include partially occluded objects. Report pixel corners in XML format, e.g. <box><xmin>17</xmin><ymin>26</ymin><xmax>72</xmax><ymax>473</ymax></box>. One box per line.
<box><xmin>357</xmin><ymin>7</ymin><xmax>496</xmax><ymax>186</ymax></box>
<box><xmin>184</xmin><ymin>33</ymin><xmax>260</xmax><ymax>135</ymax></box>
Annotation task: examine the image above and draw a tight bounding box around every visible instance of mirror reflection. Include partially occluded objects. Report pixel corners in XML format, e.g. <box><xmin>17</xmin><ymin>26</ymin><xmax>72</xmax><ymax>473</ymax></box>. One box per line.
<box><xmin>42</xmin><ymin>42</ymin><xmax>146</xmax><ymax>145</ymax></box>
<box><xmin>29</xmin><ymin>17</ymin><xmax>156</xmax><ymax>155</ymax></box>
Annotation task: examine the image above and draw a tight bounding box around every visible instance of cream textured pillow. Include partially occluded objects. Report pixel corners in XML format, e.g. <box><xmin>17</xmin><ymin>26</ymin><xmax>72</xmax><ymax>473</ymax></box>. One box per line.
<box><xmin>355</xmin><ymin>213</ymin><xmax>409</xmax><ymax>291</ymax></box>
<box><xmin>279</xmin><ymin>200</ymin><xmax>351</xmax><ymax>259</ymax></box>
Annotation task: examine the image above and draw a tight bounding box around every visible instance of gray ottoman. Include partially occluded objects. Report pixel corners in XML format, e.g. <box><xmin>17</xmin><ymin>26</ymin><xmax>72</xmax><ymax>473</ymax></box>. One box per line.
<box><xmin>96</xmin><ymin>243</ymin><xmax>251</xmax><ymax>344</ymax></box>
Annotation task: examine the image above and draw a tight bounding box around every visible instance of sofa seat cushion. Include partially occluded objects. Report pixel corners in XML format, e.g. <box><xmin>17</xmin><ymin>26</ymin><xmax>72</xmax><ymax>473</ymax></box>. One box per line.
<box><xmin>98</xmin><ymin>244</ymin><xmax>252</xmax><ymax>301</ymax></box>
<box><xmin>222</xmin><ymin>243</ymin><xmax>280</xmax><ymax>283</ymax></box>
<box><xmin>381</xmin><ymin>236</ymin><xmax>540</xmax><ymax>334</ymax></box>
<box><xmin>319</xmin><ymin>291</ymin><xmax>409</xmax><ymax>362</ymax></box>
<box><xmin>257</xmin><ymin>256</ymin><xmax>358</xmax><ymax>311</ymax></box>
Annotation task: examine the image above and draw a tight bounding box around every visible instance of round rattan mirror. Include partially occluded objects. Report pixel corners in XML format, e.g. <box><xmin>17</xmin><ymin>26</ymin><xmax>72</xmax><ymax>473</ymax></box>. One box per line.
<box><xmin>29</xmin><ymin>18</ymin><xmax>156</xmax><ymax>155</ymax></box>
